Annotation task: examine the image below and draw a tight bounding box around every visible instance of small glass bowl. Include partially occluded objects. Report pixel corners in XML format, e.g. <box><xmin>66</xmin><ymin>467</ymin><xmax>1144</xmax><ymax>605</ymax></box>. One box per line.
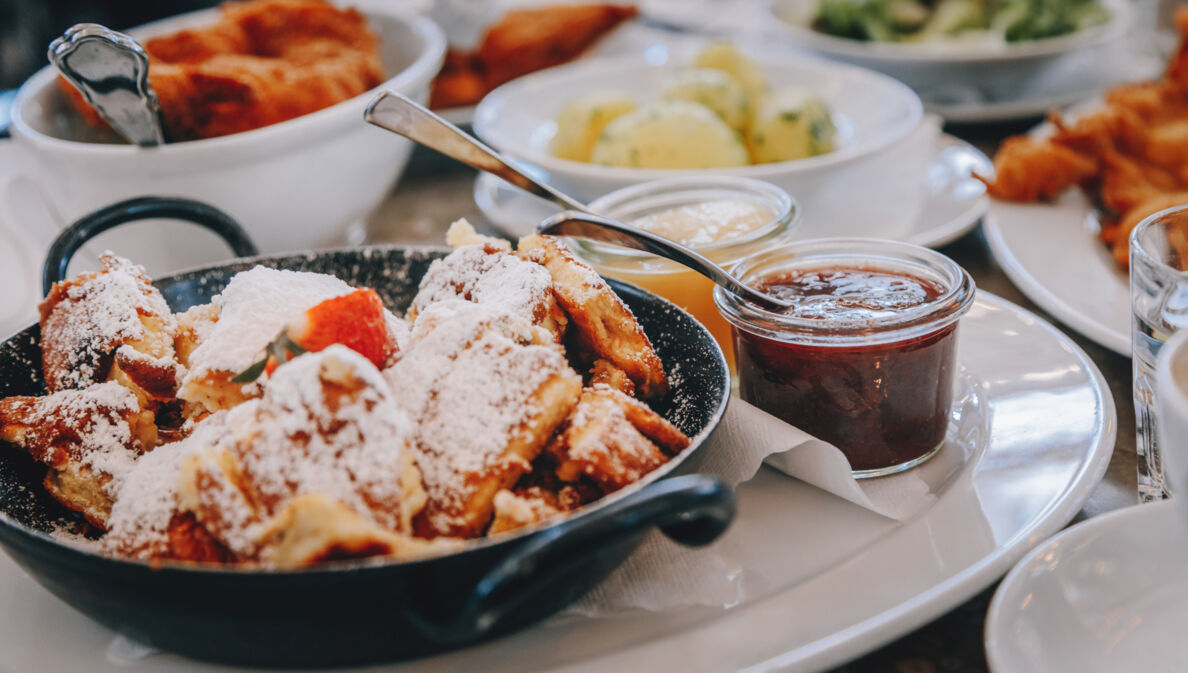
<box><xmin>573</xmin><ymin>176</ymin><xmax>799</xmax><ymax>365</ymax></box>
<box><xmin>714</xmin><ymin>238</ymin><xmax>975</xmax><ymax>478</ymax></box>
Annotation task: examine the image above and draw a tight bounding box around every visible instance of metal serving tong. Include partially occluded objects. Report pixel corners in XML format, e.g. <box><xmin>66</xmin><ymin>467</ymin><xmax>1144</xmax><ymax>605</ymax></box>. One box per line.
<box><xmin>48</xmin><ymin>23</ymin><xmax>165</xmax><ymax>147</ymax></box>
<box><xmin>363</xmin><ymin>90</ymin><xmax>794</xmax><ymax>312</ymax></box>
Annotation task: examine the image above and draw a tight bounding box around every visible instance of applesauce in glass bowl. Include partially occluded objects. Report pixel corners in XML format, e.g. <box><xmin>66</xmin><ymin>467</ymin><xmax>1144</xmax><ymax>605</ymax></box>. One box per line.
<box><xmin>574</xmin><ymin>176</ymin><xmax>799</xmax><ymax>365</ymax></box>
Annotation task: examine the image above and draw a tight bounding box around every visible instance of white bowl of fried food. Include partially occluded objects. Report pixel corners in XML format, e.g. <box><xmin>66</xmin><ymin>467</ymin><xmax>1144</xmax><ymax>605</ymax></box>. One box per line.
<box><xmin>7</xmin><ymin>0</ymin><xmax>445</xmax><ymax>274</ymax></box>
<box><xmin>471</xmin><ymin>41</ymin><xmax>922</xmax><ymax>212</ymax></box>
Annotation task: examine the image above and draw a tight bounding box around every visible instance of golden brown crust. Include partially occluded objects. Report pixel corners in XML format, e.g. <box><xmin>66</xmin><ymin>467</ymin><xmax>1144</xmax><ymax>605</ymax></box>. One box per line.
<box><xmin>0</xmin><ymin>383</ymin><xmax>154</xmax><ymax>529</ymax></box>
<box><xmin>981</xmin><ymin>7</ymin><xmax>1188</xmax><ymax>269</ymax></box>
<box><xmin>517</xmin><ymin>234</ymin><xmax>668</xmax><ymax>398</ymax></box>
<box><xmin>61</xmin><ymin>0</ymin><xmax>384</xmax><ymax>141</ymax></box>
<box><xmin>548</xmin><ymin>385</ymin><xmax>688</xmax><ymax>492</ymax></box>
<box><xmin>39</xmin><ymin>255</ymin><xmax>179</xmax><ymax>397</ymax></box>
<box><xmin>429</xmin><ymin>4</ymin><xmax>637</xmax><ymax>109</ymax></box>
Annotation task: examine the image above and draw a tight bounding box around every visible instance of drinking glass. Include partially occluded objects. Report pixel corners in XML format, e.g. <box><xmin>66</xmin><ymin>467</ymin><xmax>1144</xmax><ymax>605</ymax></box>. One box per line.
<box><xmin>1157</xmin><ymin>329</ymin><xmax>1188</xmax><ymax>514</ymax></box>
<box><xmin>1131</xmin><ymin>205</ymin><xmax>1188</xmax><ymax>501</ymax></box>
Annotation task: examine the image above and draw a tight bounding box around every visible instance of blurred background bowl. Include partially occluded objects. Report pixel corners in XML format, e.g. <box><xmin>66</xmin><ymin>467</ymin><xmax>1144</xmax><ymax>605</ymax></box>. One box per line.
<box><xmin>5</xmin><ymin>2</ymin><xmax>445</xmax><ymax>277</ymax></box>
<box><xmin>766</xmin><ymin>0</ymin><xmax>1132</xmax><ymax>94</ymax></box>
<box><xmin>471</xmin><ymin>49</ymin><xmax>922</xmax><ymax>234</ymax></box>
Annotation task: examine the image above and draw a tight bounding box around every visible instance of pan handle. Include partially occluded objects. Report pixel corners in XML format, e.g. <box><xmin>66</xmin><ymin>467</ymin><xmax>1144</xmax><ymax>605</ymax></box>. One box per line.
<box><xmin>419</xmin><ymin>474</ymin><xmax>735</xmax><ymax>645</ymax></box>
<box><xmin>42</xmin><ymin>196</ymin><xmax>259</xmax><ymax>296</ymax></box>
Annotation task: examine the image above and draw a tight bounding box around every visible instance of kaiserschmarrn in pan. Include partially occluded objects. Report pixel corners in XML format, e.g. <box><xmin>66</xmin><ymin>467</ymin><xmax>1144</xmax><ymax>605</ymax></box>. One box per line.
<box><xmin>0</xmin><ymin>225</ymin><xmax>688</xmax><ymax>567</ymax></box>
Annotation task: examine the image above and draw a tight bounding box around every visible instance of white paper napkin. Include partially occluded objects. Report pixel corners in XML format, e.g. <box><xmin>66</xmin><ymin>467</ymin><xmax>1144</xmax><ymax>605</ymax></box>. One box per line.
<box><xmin>568</xmin><ymin>397</ymin><xmax>938</xmax><ymax>616</ymax></box>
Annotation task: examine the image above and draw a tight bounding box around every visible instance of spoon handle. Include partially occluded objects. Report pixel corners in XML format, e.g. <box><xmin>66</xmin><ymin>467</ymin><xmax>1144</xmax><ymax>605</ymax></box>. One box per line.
<box><xmin>364</xmin><ymin>90</ymin><xmax>588</xmax><ymax>213</ymax></box>
<box><xmin>538</xmin><ymin>211</ymin><xmax>795</xmax><ymax>312</ymax></box>
<box><xmin>48</xmin><ymin>23</ymin><xmax>164</xmax><ymax>147</ymax></box>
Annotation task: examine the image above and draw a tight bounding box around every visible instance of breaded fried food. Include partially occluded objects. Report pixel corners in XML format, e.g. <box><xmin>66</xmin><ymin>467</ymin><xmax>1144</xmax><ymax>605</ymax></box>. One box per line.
<box><xmin>980</xmin><ymin>135</ymin><xmax>1098</xmax><ymax>202</ymax></box>
<box><xmin>0</xmin><ymin>382</ymin><xmax>155</xmax><ymax>527</ymax></box>
<box><xmin>40</xmin><ymin>254</ymin><xmax>181</xmax><ymax>399</ymax></box>
<box><xmin>387</xmin><ymin>301</ymin><xmax>582</xmax><ymax>538</ymax></box>
<box><xmin>548</xmin><ymin>384</ymin><xmax>688</xmax><ymax>492</ymax></box>
<box><xmin>981</xmin><ymin>6</ymin><xmax>1188</xmax><ymax>269</ymax></box>
<box><xmin>61</xmin><ymin>0</ymin><xmax>384</xmax><ymax>141</ymax></box>
<box><xmin>429</xmin><ymin>4</ymin><xmax>637</xmax><ymax>109</ymax></box>
<box><xmin>518</xmin><ymin>234</ymin><xmax>668</xmax><ymax>398</ymax></box>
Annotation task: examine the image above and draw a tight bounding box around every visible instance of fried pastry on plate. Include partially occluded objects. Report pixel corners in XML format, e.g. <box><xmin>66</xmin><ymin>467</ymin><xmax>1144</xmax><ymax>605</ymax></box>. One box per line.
<box><xmin>517</xmin><ymin>234</ymin><xmax>668</xmax><ymax>398</ymax></box>
<box><xmin>387</xmin><ymin>300</ymin><xmax>582</xmax><ymax>538</ymax></box>
<box><xmin>0</xmin><ymin>382</ymin><xmax>155</xmax><ymax>527</ymax></box>
<box><xmin>40</xmin><ymin>254</ymin><xmax>181</xmax><ymax>403</ymax></box>
<box><xmin>548</xmin><ymin>384</ymin><xmax>688</xmax><ymax>492</ymax></box>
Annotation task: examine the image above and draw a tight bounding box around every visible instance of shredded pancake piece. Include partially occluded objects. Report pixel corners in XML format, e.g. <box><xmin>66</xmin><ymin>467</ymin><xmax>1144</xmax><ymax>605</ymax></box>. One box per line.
<box><xmin>549</xmin><ymin>384</ymin><xmax>688</xmax><ymax>492</ymax></box>
<box><xmin>102</xmin><ymin>409</ymin><xmax>234</xmax><ymax>560</ymax></box>
<box><xmin>177</xmin><ymin>346</ymin><xmax>426</xmax><ymax>566</ymax></box>
<box><xmin>387</xmin><ymin>300</ymin><xmax>582</xmax><ymax>538</ymax></box>
<box><xmin>177</xmin><ymin>266</ymin><xmax>354</xmax><ymax>414</ymax></box>
<box><xmin>39</xmin><ymin>254</ymin><xmax>180</xmax><ymax>396</ymax></box>
<box><xmin>409</xmin><ymin>241</ymin><xmax>567</xmax><ymax>342</ymax></box>
<box><xmin>517</xmin><ymin>234</ymin><xmax>668</xmax><ymax>398</ymax></box>
<box><xmin>0</xmin><ymin>381</ymin><xmax>154</xmax><ymax>526</ymax></box>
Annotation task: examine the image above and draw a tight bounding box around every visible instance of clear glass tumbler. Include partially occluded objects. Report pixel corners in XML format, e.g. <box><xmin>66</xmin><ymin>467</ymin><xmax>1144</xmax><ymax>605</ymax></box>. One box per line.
<box><xmin>1131</xmin><ymin>205</ymin><xmax>1188</xmax><ymax>501</ymax></box>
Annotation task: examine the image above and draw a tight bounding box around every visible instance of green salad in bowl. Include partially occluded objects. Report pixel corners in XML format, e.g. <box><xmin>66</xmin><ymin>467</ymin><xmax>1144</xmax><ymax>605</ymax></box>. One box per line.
<box><xmin>813</xmin><ymin>0</ymin><xmax>1110</xmax><ymax>44</ymax></box>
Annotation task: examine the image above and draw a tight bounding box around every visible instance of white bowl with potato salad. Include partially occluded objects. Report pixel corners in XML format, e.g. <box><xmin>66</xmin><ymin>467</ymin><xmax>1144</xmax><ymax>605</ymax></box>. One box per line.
<box><xmin>472</xmin><ymin>42</ymin><xmax>922</xmax><ymax>210</ymax></box>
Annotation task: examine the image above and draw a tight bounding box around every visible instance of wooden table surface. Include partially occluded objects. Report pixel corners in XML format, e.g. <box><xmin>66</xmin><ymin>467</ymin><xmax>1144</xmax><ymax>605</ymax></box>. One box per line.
<box><xmin>367</xmin><ymin>122</ymin><xmax>1140</xmax><ymax>672</ymax></box>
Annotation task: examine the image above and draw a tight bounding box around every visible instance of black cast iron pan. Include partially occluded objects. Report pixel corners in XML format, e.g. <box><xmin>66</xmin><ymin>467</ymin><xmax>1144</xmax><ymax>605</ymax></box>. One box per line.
<box><xmin>0</xmin><ymin>197</ymin><xmax>734</xmax><ymax>667</ymax></box>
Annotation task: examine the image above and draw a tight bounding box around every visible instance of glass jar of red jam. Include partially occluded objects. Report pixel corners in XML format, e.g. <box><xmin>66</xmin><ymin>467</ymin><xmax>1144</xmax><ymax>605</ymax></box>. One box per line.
<box><xmin>713</xmin><ymin>239</ymin><xmax>975</xmax><ymax>478</ymax></box>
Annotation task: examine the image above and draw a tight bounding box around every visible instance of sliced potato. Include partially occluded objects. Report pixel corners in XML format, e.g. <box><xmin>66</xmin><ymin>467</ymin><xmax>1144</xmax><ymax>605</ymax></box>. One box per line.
<box><xmin>549</xmin><ymin>90</ymin><xmax>637</xmax><ymax>162</ymax></box>
<box><xmin>589</xmin><ymin>100</ymin><xmax>749</xmax><ymax>169</ymax></box>
<box><xmin>747</xmin><ymin>87</ymin><xmax>837</xmax><ymax>163</ymax></box>
<box><xmin>660</xmin><ymin>68</ymin><xmax>750</xmax><ymax>132</ymax></box>
<box><xmin>691</xmin><ymin>41</ymin><xmax>767</xmax><ymax>103</ymax></box>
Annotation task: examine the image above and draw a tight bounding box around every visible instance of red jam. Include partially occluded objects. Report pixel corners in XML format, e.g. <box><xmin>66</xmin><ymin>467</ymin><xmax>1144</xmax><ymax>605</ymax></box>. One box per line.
<box><xmin>735</xmin><ymin>266</ymin><xmax>957</xmax><ymax>473</ymax></box>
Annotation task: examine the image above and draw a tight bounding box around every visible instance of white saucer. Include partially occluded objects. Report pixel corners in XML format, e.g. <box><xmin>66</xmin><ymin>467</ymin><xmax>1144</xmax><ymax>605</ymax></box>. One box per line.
<box><xmin>986</xmin><ymin>500</ymin><xmax>1188</xmax><ymax>673</ymax></box>
<box><xmin>983</xmin><ymin>191</ymin><xmax>1130</xmax><ymax>357</ymax></box>
<box><xmin>475</xmin><ymin>133</ymin><xmax>989</xmax><ymax>249</ymax></box>
<box><xmin>0</xmin><ymin>292</ymin><xmax>1115</xmax><ymax>672</ymax></box>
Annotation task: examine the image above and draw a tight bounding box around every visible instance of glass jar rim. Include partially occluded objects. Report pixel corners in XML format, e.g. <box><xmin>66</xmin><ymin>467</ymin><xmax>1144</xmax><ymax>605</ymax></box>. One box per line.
<box><xmin>574</xmin><ymin>176</ymin><xmax>799</xmax><ymax>266</ymax></box>
<box><xmin>713</xmin><ymin>237</ymin><xmax>976</xmax><ymax>345</ymax></box>
<box><xmin>1130</xmin><ymin>204</ymin><xmax>1188</xmax><ymax>275</ymax></box>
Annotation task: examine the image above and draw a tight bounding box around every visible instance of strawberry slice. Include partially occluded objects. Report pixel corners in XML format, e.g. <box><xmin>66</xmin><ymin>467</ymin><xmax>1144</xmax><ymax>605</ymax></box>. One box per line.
<box><xmin>233</xmin><ymin>288</ymin><xmax>394</xmax><ymax>383</ymax></box>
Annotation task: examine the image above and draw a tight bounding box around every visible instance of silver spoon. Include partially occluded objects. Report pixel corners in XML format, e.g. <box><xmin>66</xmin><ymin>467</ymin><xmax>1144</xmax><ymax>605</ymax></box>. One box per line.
<box><xmin>48</xmin><ymin>23</ymin><xmax>165</xmax><ymax>147</ymax></box>
<box><xmin>363</xmin><ymin>90</ymin><xmax>794</xmax><ymax>311</ymax></box>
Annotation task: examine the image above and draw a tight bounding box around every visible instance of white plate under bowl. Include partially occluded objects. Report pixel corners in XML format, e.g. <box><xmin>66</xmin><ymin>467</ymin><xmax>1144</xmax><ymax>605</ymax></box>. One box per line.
<box><xmin>475</xmin><ymin>132</ymin><xmax>989</xmax><ymax>248</ymax></box>
<box><xmin>0</xmin><ymin>292</ymin><xmax>1115</xmax><ymax>673</ymax></box>
<box><xmin>986</xmin><ymin>500</ymin><xmax>1188</xmax><ymax>673</ymax></box>
<box><xmin>983</xmin><ymin>191</ymin><xmax>1130</xmax><ymax>357</ymax></box>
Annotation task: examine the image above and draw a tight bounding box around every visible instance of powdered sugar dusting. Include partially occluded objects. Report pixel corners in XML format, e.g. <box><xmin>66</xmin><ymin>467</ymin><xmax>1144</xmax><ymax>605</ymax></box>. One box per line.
<box><xmin>21</xmin><ymin>381</ymin><xmax>142</xmax><ymax>496</ymax></box>
<box><xmin>103</xmin><ymin>410</ymin><xmax>231</xmax><ymax>558</ymax></box>
<box><xmin>386</xmin><ymin>301</ymin><xmax>573</xmax><ymax>531</ymax></box>
<box><xmin>411</xmin><ymin>246</ymin><xmax>555</xmax><ymax>321</ymax></box>
<box><xmin>187</xmin><ymin>346</ymin><xmax>419</xmax><ymax>556</ymax></box>
<box><xmin>40</xmin><ymin>254</ymin><xmax>176</xmax><ymax>391</ymax></box>
<box><xmin>181</xmin><ymin>267</ymin><xmax>353</xmax><ymax>385</ymax></box>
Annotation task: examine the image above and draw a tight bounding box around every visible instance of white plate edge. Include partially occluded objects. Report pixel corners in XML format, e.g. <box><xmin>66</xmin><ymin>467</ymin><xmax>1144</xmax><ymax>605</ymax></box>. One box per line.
<box><xmin>982</xmin><ymin>499</ymin><xmax>1172</xmax><ymax>673</ymax></box>
<box><xmin>745</xmin><ymin>290</ymin><xmax>1118</xmax><ymax>672</ymax></box>
<box><xmin>982</xmin><ymin>209</ymin><xmax>1130</xmax><ymax>357</ymax></box>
